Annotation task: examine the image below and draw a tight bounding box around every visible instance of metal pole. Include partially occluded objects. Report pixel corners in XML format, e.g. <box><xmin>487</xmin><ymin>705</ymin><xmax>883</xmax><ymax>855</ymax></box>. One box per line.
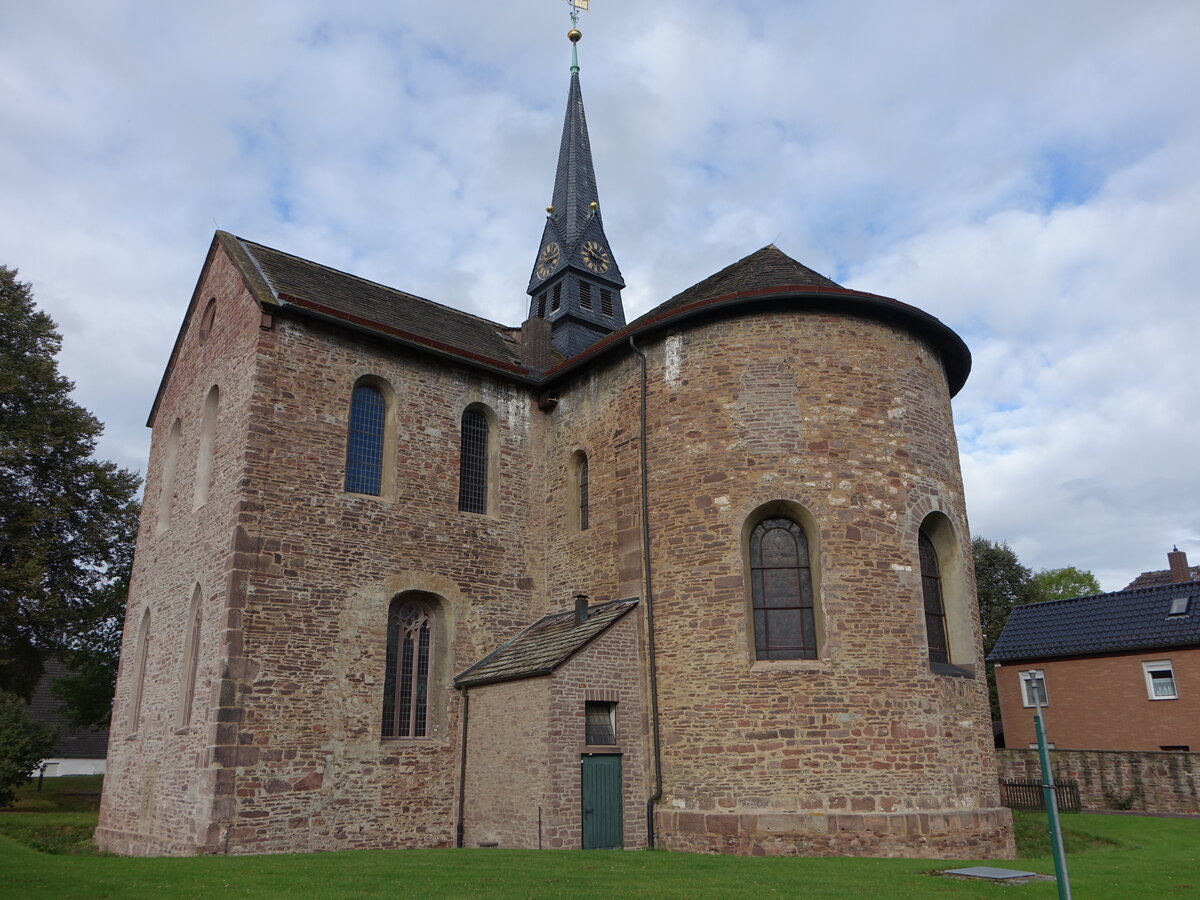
<box><xmin>1034</xmin><ymin>694</ymin><xmax>1071</xmax><ymax>900</ymax></box>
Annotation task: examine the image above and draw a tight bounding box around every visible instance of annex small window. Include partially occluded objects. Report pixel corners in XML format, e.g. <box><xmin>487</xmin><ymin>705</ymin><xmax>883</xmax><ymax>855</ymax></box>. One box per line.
<box><xmin>579</xmin><ymin>280</ymin><xmax>593</xmax><ymax>310</ymax></box>
<box><xmin>345</xmin><ymin>382</ymin><xmax>386</xmax><ymax>496</ymax></box>
<box><xmin>1020</xmin><ymin>669</ymin><xmax>1048</xmax><ymax>707</ymax></box>
<box><xmin>382</xmin><ymin>598</ymin><xmax>435</xmax><ymax>738</ymax></box>
<box><xmin>1143</xmin><ymin>661</ymin><xmax>1178</xmax><ymax>700</ymax></box>
<box><xmin>919</xmin><ymin>531</ymin><xmax>949</xmax><ymax>666</ymax></box>
<box><xmin>600</xmin><ymin>289</ymin><xmax>614</xmax><ymax>317</ymax></box>
<box><xmin>458</xmin><ymin>408</ymin><xmax>489</xmax><ymax>514</ymax></box>
<box><xmin>749</xmin><ymin>517</ymin><xmax>817</xmax><ymax>660</ymax></box>
<box><xmin>585</xmin><ymin>701</ymin><xmax>616</xmax><ymax>745</ymax></box>
<box><xmin>1168</xmin><ymin>595</ymin><xmax>1192</xmax><ymax>616</ymax></box>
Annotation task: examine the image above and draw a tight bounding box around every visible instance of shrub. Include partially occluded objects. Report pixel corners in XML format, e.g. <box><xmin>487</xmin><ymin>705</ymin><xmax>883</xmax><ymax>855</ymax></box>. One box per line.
<box><xmin>0</xmin><ymin>689</ymin><xmax>57</xmax><ymax>807</ymax></box>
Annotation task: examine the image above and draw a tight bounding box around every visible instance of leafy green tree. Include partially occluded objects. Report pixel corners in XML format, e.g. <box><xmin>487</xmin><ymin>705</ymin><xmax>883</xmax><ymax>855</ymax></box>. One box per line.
<box><xmin>0</xmin><ymin>690</ymin><xmax>57</xmax><ymax>807</ymax></box>
<box><xmin>1032</xmin><ymin>565</ymin><xmax>1102</xmax><ymax>601</ymax></box>
<box><xmin>0</xmin><ymin>266</ymin><xmax>140</xmax><ymax>712</ymax></box>
<box><xmin>973</xmin><ymin>537</ymin><xmax>1046</xmax><ymax>720</ymax></box>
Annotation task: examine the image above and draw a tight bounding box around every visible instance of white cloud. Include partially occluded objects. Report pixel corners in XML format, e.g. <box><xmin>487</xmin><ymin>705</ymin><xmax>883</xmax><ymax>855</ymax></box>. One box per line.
<box><xmin>1</xmin><ymin>0</ymin><xmax>1198</xmax><ymax>590</ymax></box>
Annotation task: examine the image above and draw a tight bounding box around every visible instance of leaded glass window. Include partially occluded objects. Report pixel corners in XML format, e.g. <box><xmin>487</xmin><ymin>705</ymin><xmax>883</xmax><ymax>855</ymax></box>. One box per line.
<box><xmin>345</xmin><ymin>384</ymin><xmax>385</xmax><ymax>495</ymax></box>
<box><xmin>382</xmin><ymin>599</ymin><xmax>434</xmax><ymax>738</ymax></box>
<box><xmin>749</xmin><ymin>517</ymin><xmax>816</xmax><ymax>660</ymax></box>
<box><xmin>458</xmin><ymin>409</ymin><xmax>488</xmax><ymax>513</ymax></box>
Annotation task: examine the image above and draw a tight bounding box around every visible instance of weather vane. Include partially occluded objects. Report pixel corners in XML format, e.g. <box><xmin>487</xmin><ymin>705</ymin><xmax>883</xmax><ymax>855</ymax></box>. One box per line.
<box><xmin>565</xmin><ymin>0</ymin><xmax>589</xmax><ymax>29</ymax></box>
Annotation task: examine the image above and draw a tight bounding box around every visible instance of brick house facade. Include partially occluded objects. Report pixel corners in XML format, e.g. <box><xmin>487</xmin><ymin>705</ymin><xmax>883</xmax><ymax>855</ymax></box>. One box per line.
<box><xmin>96</xmin><ymin>41</ymin><xmax>1012</xmax><ymax>859</ymax></box>
<box><xmin>992</xmin><ymin>551</ymin><xmax>1200</xmax><ymax>753</ymax></box>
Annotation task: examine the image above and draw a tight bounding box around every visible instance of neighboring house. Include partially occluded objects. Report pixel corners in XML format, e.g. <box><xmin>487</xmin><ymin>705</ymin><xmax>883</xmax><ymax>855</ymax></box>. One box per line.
<box><xmin>26</xmin><ymin>659</ymin><xmax>109</xmax><ymax>777</ymax></box>
<box><xmin>990</xmin><ymin>550</ymin><xmax>1200</xmax><ymax>751</ymax></box>
<box><xmin>96</xmin><ymin>34</ymin><xmax>1012</xmax><ymax>859</ymax></box>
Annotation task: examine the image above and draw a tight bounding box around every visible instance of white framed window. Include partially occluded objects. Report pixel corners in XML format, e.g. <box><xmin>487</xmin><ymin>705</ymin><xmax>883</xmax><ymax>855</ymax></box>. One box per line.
<box><xmin>1020</xmin><ymin>669</ymin><xmax>1048</xmax><ymax>707</ymax></box>
<box><xmin>1143</xmin><ymin>661</ymin><xmax>1178</xmax><ymax>700</ymax></box>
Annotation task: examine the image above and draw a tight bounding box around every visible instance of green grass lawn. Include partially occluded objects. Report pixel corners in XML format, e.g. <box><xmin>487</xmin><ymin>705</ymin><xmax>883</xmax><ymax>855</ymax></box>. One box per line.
<box><xmin>1</xmin><ymin>778</ymin><xmax>1196</xmax><ymax>898</ymax></box>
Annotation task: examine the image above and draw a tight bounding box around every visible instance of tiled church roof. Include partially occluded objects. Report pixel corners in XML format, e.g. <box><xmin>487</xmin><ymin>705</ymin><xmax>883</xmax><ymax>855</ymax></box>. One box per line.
<box><xmin>455</xmin><ymin>598</ymin><xmax>638</xmax><ymax>688</ymax></box>
<box><xmin>987</xmin><ymin>583</ymin><xmax>1200</xmax><ymax>663</ymax></box>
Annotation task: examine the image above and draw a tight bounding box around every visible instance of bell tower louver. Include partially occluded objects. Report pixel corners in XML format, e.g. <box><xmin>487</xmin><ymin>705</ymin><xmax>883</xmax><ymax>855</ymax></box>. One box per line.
<box><xmin>527</xmin><ymin>28</ymin><xmax>626</xmax><ymax>358</ymax></box>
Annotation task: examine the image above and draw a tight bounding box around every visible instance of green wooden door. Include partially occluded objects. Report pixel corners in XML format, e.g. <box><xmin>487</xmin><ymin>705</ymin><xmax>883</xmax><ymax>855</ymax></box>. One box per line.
<box><xmin>581</xmin><ymin>754</ymin><xmax>623</xmax><ymax>849</ymax></box>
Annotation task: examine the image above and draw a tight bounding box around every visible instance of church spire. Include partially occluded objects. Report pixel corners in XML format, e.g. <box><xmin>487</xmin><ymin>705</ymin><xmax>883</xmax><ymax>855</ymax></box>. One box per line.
<box><xmin>527</xmin><ymin>23</ymin><xmax>626</xmax><ymax>359</ymax></box>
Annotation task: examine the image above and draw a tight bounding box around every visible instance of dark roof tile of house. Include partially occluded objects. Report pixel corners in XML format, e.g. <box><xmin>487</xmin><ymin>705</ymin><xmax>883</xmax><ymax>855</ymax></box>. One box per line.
<box><xmin>987</xmin><ymin>583</ymin><xmax>1200</xmax><ymax>663</ymax></box>
<box><xmin>455</xmin><ymin>598</ymin><xmax>638</xmax><ymax>688</ymax></box>
<box><xmin>25</xmin><ymin>660</ymin><xmax>110</xmax><ymax>759</ymax></box>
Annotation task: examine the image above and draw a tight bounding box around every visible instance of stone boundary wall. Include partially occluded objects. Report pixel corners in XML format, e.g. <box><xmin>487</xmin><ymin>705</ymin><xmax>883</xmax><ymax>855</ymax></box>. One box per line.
<box><xmin>997</xmin><ymin>749</ymin><xmax>1200</xmax><ymax>815</ymax></box>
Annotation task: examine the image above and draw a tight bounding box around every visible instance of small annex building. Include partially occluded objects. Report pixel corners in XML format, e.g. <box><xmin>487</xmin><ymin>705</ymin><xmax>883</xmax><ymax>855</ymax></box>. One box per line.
<box><xmin>990</xmin><ymin>549</ymin><xmax>1200</xmax><ymax>752</ymax></box>
<box><xmin>97</xmin><ymin>30</ymin><xmax>1012</xmax><ymax>858</ymax></box>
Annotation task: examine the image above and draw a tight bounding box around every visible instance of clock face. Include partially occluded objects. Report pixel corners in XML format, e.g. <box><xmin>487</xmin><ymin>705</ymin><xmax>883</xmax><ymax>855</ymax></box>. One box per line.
<box><xmin>581</xmin><ymin>240</ymin><xmax>610</xmax><ymax>274</ymax></box>
<box><xmin>536</xmin><ymin>242</ymin><xmax>560</xmax><ymax>279</ymax></box>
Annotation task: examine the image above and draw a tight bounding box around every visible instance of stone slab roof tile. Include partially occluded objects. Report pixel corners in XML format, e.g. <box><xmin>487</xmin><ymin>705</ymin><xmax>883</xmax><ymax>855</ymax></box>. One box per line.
<box><xmin>455</xmin><ymin>598</ymin><xmax>638</xmax><ymax>687</ymax></box>
<box><xmin>987</xmin><ymin>583</ymin><xmax>1200</xmax><ymax>663</ymax></box>
<box><xmin>232</xmin><ymin>234</ymin><xmax>525</xmax><ymax>371</ymax></box>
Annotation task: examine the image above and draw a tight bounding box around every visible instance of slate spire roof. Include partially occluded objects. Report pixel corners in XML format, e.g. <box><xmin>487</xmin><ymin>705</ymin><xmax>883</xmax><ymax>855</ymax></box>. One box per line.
<box><xmin>550</xmin><ymin>69</ymin><xmax>600</xmax><ymax>248</ymax></box>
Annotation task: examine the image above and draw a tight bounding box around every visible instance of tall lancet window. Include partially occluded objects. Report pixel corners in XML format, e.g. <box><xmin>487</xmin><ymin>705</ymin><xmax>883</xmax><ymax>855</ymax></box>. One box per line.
<box><xmin>382</xmin><ymin>598</ymin><xmax>434</xmax><ymax>739</ymax></box>
<box><xmin>919</xmin><ymin>531</ymin><xmax>950</xmax><ymax>665</ymax></box>
<box><xmin>458</xmin><ymin>409</ymin><xmax>489</xmax><ymax>513</ymax></box>
<box><xmin>749</xmin><ymin>518</ymin><xmax>817</xmax><ymax>660</ymax></box>
<box><xmin>345</xmin><ymin>383</ymin><xmax>386</xmax><ymax>495</ymax></box>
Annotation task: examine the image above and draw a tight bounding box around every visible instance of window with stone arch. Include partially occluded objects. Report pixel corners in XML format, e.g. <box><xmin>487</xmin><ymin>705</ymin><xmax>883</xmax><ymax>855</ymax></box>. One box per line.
<box><xmin>345</xmin><ymin>377</ymin><xmax>391</xmax><ymax>496</ymax></box>
<box><xmin>748</xmin><ymin>516</ymin><xmax>818</xmax><ymax>660</ymax></box>
<box><xmin>382</xmin><ymin>596</ymin><xmax>436</xmax><ymax>738</ymax></box>
<box><xmin>129</xmin><ymin>607</ymin><xmax>152</xmax><ymax>733</ymax></box>
<box><xmin>194</xmin><ymin>385</ymin><xmax>219</xmax><ymax>508</ymax></box>
<box><xmin>573</xmin><ymin>450</ymin><xmax>590</xmax><ymax>531</ymax></box>
<box><xmin>458</xmin><ymin>405</ymin><xmax>494</xmax><ymax>514</ymax></box>
<box><xmin>917</xmin><ymin>511</ymin><xmax>975</xmax><ymax>676</ymax></box>
<box><xmin>177</xmin><ymin>584</ymin><xmax>204</xmax><ymax>730</ymax></box>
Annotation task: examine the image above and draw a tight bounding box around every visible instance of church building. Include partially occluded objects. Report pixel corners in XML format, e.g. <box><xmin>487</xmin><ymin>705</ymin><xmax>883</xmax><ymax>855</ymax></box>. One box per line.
<box><xmin>96</xmin><ymin>26</ymin><xmax>1014</xmax><ymax>858</ymax></box>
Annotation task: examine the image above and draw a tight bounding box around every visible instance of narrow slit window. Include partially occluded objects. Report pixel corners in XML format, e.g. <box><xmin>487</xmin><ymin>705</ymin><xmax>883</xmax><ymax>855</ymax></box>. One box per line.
<box><xmin>919</xmin><ymin>531</ymin><xmax>949</xmax><ymax>665</ymax></box>
<box><xmin>458</xmin><ymin>409</ymin><xmax>488</xmax><ymax>514</ymax></box>
<box><xmin>578</xmin><ymin>454</ymin><xmax>590</xmax><ymax>531</ymax></box>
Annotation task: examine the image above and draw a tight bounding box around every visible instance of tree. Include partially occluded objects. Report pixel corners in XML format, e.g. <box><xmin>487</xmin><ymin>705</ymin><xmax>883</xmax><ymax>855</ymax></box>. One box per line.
<box><xmin>972</xmin><ymin>537</ymin><xmax>1046</xmax><ymax>721</ymax></box>
<box><xmin>1032</xmin><ymin>565</ymin><xmax>1102</xmax><ymax>602</ymax></box>
<box><xmin>0</xmin><ymin>266</ymin><xmax>140</xmax><ymax>713</ymax></box>
<box><xmin>0</xmin><ymin>690</ymin><xmax>57</xmax><ymax>808</ymax></box>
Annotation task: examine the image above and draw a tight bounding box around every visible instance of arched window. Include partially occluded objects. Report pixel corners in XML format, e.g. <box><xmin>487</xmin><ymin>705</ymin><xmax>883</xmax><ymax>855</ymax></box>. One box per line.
<box><xmin>345</xmin><ymin>383</ymin><xmax>386</xmax><ymax>495</ymax></box>
<box><xmin>575</xmin><ymin>451</ymin><xmax>590</xmax><ymax>531</ymax></box>
<box><xmin>177</xmin><ymin>585</ymin><xmax>203</xmax><ymax>729</ymax></box>
<box><xmin>919</xmin><ymin>530</ymin><xmax>950</xmax><ymax>665</ymax></box>
<box><xmin>458</xmin><ymin>409</ymin><xmax>489</xmax><ymax>513</ymax></box>
<box><xmin>382</xmin><ymin>598</ymin><xmax>435</xmax><ymax>738</ymax></box>
<box><xmin>749</xmin><ymin>518</ymin><xmax>817</xmax><ymax>660</ymax></box>
<box><xmin>194</xmin><ymin>385</ymin><xmax>219</xmax><ymax>508</ymax></box>
<box><xmin>129</xmin><ymin>608</ymin><xmax>152</xmax><ymax>733</ymax></box>
<box><xmin>198</xmin><ymin>297</ymin><xmax>216</xmax><ymax>344</ymax></box>
<box><xmin>154</xmin><ymin>419</ymin><xmax>182</xmax><ymax>534</ymax></box>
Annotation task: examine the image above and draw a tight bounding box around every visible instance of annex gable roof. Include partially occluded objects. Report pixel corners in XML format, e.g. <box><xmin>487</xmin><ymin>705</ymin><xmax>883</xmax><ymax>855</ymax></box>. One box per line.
<box><xmin>455</xmin><ymin>598</ymin><xmax>638</xmax><ymax>688</ymax></box>
<box><xmin>987</xmin><ymin>583</ymin><xmax>1200</xmax><ymax>663</ymax></box>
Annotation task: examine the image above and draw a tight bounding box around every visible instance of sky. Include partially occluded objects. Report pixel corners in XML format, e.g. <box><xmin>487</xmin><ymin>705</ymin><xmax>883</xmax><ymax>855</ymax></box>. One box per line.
<box><xmin>2</xmin><ymin>0</ymin><xmax>1198</xmax><ymax>591</ymax></box>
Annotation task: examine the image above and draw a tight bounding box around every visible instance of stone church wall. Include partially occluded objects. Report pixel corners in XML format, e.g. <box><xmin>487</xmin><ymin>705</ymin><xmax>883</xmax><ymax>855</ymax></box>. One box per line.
<box><xmin>97</xmin><ymin>249</ymin><xmax>269</xmax><ymax>854</ymax></box>
<box><xmin>548</xmin><ymin>310</ymin><xmax>1011</xmax><ymax>858</ymax></box>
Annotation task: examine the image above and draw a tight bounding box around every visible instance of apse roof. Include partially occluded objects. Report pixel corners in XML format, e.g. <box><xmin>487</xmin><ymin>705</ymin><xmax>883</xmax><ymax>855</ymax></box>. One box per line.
<box><xmin>455</xmin><ymin>597</ymin><xmax>638</xmax><ymax>688</ymax></box>
<box><xmin>987</xmin><ymin>583</ymin><xmax>1200</xmax><ymax>663</ymax></box>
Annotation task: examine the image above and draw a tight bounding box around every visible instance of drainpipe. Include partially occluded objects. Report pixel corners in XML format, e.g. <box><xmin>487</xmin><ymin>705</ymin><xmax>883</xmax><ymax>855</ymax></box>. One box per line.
<box><xmin>628</xmin><ymin>336</ymin><xmax>664</xmax><ymax>849</ymax></box>
<box><xmin>455</xmin><ymin>686</ymin><xmax>470</xmax><ymax>848</ymax></box>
